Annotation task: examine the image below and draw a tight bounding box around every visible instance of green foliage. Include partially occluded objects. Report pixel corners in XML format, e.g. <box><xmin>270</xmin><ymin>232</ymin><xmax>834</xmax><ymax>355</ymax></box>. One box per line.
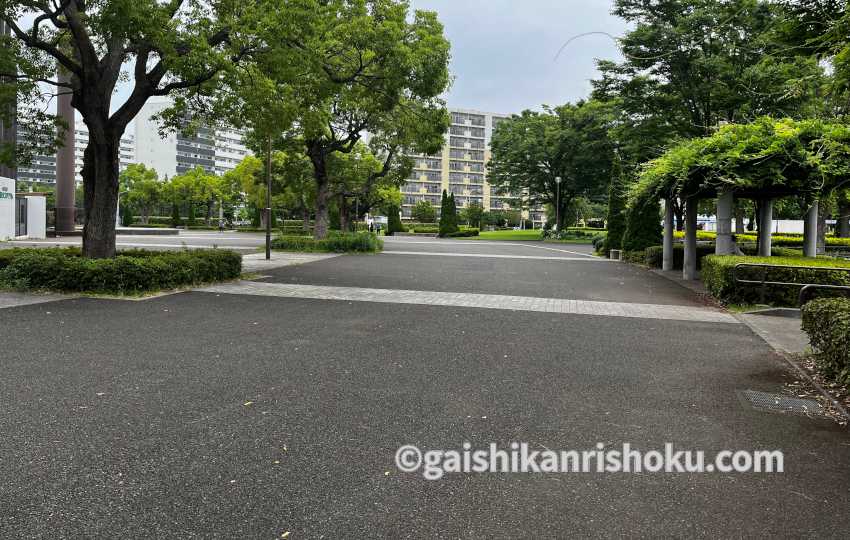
<box><xmin>460</xmin><ymin>201</ymin><xmax>485</xmax><ymax>228</ymax></box>
<box><xmin>170</xmin><ymin>203</ymin><xmax>182</xmax><ymax>228</ymax></box>
<box><xmin>0</xmin><ymin>248</ymin><xmax>241</xmax><ymax>294</ymax></box>
<box><xmin>120</xmin><ymin>204</ymin><xmax>134</xmax><ymax>227</ymax></box>
<box><xmin>592</xmin><ymin>0</ymin><xmax>828</xmax><ymax>169</ymax></box>
<box><xmin>412</xmin><ymin>200</ymin><xmax>437</xmax><ymax>223</ymax></box>
<box><xmin>121</xmin><ymin>164</ymin><xmax>163</xmax><ymax>224</ymax></box>
<box><xmin>644</xmin><ymin>244</ymin><xmax>801</xmax><ymax>269</ymax></box>
<box><xmin>387</xmin><ymin>205</ymin><xmax>404</xmax><ymax>235</ymax></box>
<box><xmin>271</xmin><ymin>232</ymin><xmax>383</xmax><ymax>253</ymax></box>
<box><xmin>622</xmin><ymin>198</ymin><xmax>662</xmax><ymax>252</ymax></box>
<box><xmin>631</xmin><ymin>118</ymin><xmax>850</xmax><ymax>205</ymax></box>
<box><xmin>488</xmin><ymin>101</ymin><xmax>615</xmax><ymax>229</ymax></box>
<box><xmin>603</xmin><ymin>155</ymin><xmax>628</xmax><ymax>254</ymax></box>
<box><xmin>439</xmin><ymin>190</ymin><xmax>459</xmax><ymax>236</ymax></box>
<box><xmin>702</xmin><ymin>255</ymin><xmax>850</xmax><ymax>306</ymax></box>
<box><xmin>802</xmin><ymin>298</ymin><xmax>850</xmax><ymax>387</ymax></box>
<box><xmin>443</xmin><ymin>228</ymin><xmax>480</xmax><ymax>238</ymax></box>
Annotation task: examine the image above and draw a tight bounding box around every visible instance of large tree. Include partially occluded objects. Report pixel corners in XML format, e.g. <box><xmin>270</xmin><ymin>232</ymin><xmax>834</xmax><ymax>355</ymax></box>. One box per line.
<box><xmin>488</xmin><ymin>101</ymin><xmax>615</xmax><ymax>230</ymax></box>
<box><xmin>120</xmin><ymin>163</ymin><xmax>161</xmax><ymax>224</ymax></box>
<box><xmin>232</xmin><ymin>0</ymin><xmax>450</xmax><ymax>239</ymax></box>
<box><xmin>0</xmin><ymin>0</ymin><xmax>260</xmax><ymax>257</ymax></box>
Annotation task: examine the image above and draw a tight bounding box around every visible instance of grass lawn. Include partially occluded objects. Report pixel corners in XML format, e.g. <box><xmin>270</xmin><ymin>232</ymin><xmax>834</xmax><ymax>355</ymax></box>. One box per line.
<box><xmin>456</xmin><ymin>229</ymin><xmax>543</xmax><ymax>241</ymax></box>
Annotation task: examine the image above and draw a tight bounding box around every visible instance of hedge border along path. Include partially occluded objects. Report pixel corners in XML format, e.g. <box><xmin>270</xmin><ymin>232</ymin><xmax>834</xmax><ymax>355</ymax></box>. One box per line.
<box><xmin>802</xmin><ymin>298</ymin><xmax>850</xmax><ymax>388</ymax></box>
<box><xmin>270</xmin><ymin>232</ymin><xmax>383</xmax><ymax>253</ymax></box>
<box><xmin>0</xmin><ymin>247</ymin><xmax>242</xmax><ymax>295</ymax></box>
<box><xmin>701</xmin><ymin>254</ymin><xmax>850</xmax><ymax>306</ymax></box>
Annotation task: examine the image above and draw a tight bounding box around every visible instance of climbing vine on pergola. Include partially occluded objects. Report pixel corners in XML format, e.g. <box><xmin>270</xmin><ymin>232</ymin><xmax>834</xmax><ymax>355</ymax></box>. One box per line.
<box><xmin>629</xmin><ymin>117</ymin><xmax>850</xmax><ymax>207</ymax></box>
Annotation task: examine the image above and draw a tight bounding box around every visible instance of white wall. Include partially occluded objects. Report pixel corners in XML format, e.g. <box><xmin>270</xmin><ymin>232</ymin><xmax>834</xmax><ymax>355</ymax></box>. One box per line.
<box><xmin>0</xmin><ymin>176</ymin><xmax>14</xmax><ymax>240</ymax></box>
<box><xmin>24</xmin><ymin>195</ymin><xmax>46</xmax><ymax>239</ymax></box>
<box><xmin>135</xmin><ymin>97</ymin><xmax>178</xmax><ymax>179</ymax></box>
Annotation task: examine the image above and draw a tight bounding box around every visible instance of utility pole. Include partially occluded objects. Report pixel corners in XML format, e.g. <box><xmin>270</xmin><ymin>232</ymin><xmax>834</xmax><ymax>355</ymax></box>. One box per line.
<box><xmin>265</xmin><ymin>135</ymin><xmax>272</xmax><ymax>260</ymax></box>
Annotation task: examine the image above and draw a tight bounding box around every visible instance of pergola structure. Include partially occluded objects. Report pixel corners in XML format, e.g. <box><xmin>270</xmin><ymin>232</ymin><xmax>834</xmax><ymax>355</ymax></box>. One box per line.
<box><xmin>630</xmin><ymin>118</ymin><xmax>850</xmax><ymax>280</ymax></box>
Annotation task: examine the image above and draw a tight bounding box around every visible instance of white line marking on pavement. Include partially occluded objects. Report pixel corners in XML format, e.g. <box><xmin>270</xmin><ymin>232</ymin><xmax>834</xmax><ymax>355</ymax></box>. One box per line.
<box><xmin>196</xmin><ymin>281</ymin><xmax>740</xmax><ymax>324</ymax></box>
<box><xmin>382</xmin><ymin>238</ymin><xmax>599</xmax><ymax>258</ymax></box>
<box><xmin>382</xmin><ymin>251</ymin><xmax>612</xmax><ymax>262</ymax></box>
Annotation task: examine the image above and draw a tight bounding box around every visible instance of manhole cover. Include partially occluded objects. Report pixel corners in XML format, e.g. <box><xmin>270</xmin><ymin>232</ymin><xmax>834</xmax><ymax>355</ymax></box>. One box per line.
<box><xmin>741</xmin><ymin>390</ymin><xmax>824</xmax><ymax>417</ymax></box>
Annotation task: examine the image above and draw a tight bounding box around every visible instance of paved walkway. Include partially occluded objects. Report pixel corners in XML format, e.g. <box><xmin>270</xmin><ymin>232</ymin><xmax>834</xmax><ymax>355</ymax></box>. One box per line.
<box><xmin>0</xmin><ymin>291</ymin><xmax>73</xmax><ymax>309</ymax></box>
<box><xmin>199</xmin><ymin>280</ymin><xmax>739</xmax><ymax>323</ymax></box>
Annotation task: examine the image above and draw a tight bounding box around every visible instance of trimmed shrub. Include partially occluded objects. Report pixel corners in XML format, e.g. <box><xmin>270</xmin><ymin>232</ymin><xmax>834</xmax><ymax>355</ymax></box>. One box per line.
<box><xmin>411</xmin><ymin>226</ymin><xmax>440</xmax><ymax>234</ymax></box>
<box><xmin>387</xmin><ymin>205</ymin><xmax>404</xmax><ymax>235</ymax></box>
<box><xmin>444</xmin><ymin>228</ymin><xmax>479</xmax><ymax>238</ymax></box>
<box><xmin>645</xmin><ymin>244</ymin><xmax>803</xmax><ymax>269</ymax></box>
<box><xmin>622</xmin><ymin>198</ymin><xmax>662</xmax><ymax>252</ymax></box>
<box><xmin>802</xmin><ymin>298</ymin><xmax>850</xmax><ymax>387</ymax></box>
<box><xmin>0</xmin><ymin>248</ymin><xmax>241</xmax><ymax>294</ymax></box>
<box><xmin>701</xmin><ymin>255</ymin><xmax>850</xmax><ymax>306</ymax></box>
<box><xmin>271</xmin><ymin>232</ymin><xmax>383</xmax><ymax>253</ymax></box>
<box><xmin>438</xmin><ymin>190</ymin><xmax>460</xmax><ymax>237</ymax></box>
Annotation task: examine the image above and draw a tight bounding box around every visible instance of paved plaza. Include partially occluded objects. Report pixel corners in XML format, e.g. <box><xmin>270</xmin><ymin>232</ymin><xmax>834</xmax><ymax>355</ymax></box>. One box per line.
<box><xmin>1</xmin><ymin>235</ymin><xmax>848</xmax><ymax>537</ymax></box>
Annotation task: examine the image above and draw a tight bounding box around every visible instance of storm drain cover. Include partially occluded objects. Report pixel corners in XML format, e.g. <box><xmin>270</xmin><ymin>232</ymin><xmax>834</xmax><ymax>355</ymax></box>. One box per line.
<box><xmin>741</xmin><ymin>390</ymin><xmax>824</xmax><ymax>417</ymax></box>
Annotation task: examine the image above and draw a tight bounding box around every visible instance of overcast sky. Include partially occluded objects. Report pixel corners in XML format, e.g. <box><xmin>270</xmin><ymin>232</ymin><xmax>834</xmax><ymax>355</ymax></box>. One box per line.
<box><xmin>412</xmin><ymin>0</ymin><xmax>628</xmax><ymax>115</ymax></box>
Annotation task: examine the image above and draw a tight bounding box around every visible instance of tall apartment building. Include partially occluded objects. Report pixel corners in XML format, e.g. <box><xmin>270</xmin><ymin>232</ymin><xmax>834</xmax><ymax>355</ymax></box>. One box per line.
<box><xmin>136</xmin><ymin>96</ymin><xmax>250</xmax><ymax>179</ymax></box>
<box><xmin>15</xmin><ymin>121</ymin><xmax>135</xmax><ymax>187</ymax></box>
<box><xmin>401</xmin><ymin>108</ymin><xmax>545</xmax><ymax>226</ymax></box>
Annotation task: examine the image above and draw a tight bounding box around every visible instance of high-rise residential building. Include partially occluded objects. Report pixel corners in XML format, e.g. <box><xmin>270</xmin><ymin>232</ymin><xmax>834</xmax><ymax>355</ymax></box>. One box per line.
<box><xmin>401</xmin><ymin>108</ymin><xmax>546</xmax><ymax>226</ymax></box>
<box><xmin>15</xmin><ymin>121</ymin><xmax>135</xmax><ymax>187</ymax></box>
<box><xmin>136</xmin><ymin>96</ymin><xmax>250</xmax><ymax>179</ymax></box>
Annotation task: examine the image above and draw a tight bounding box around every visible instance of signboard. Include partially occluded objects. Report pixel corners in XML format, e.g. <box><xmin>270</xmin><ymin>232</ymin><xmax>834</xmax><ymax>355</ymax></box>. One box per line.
<box><xmin>0</xmin><ymin>176</ymin><xmax>14</xmax><ymax>240</ymax></box>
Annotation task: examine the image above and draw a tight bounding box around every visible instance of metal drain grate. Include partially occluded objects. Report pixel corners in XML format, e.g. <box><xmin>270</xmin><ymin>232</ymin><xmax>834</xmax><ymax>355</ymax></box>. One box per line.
<box><xmin>742</xmin><ymin>390</ymin><xmax>824</xmax><ymax>416</ymax></box>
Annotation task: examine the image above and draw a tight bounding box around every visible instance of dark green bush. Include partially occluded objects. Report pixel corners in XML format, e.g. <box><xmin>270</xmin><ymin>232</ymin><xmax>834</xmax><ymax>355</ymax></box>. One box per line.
<box><xmin>622</xmin><ymin>198</ymin><xmax>662</xmax><ymax>252</ymax></box>
<box><xmin>0</xmin><ymin>248</ymin><xmax>241</xmax><ymax>294</ymax></box>
<box><xmin>444</xmin><ymin>228</ymin><xmax>479</xmax><ymax>238</ymax></box>
<box><xmin>387</xmin><ymin>206</ymin><xmax>404</xmax><ymax>235</ymax></box>
<box><xmin>412</xmin><ymin>226</ymin><xmax>440</xmax><ymax>234</ymax></box>
<box><xmin>802</xmin><ymin>298</ymin><xmax>850</xmax><ymax>387</ymax></box>
<box><xmin>702</xmin><ymin>255</ymin><xmax>850</xmax><ymax>306</ymax></box>
<box><xmin>271</xmin><ymin>232</ymin><xmax>383</xmax><ymax>253</ymax></box>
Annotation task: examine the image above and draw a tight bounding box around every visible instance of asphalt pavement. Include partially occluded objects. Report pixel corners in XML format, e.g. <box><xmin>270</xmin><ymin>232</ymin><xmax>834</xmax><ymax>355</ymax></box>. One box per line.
<box><xmin>1</xmin><ymin>237</ymin><xmax>848</xmax><ymax>537</ymax></box>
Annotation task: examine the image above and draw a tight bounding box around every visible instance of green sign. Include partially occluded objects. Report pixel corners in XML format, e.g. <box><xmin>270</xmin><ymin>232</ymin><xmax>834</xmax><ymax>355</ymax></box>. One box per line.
<box><xmin>0</xmin><ymin>192</ymin><xmax>12</xmax><ymax>200</ymax></box>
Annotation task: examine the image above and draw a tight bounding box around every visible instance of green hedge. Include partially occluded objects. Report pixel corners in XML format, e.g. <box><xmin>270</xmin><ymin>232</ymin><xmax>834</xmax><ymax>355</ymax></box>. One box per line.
<box><xmin>444</xmin><ymin>228</ymin><xmax>480</xmax><ymax>238</ymax></box>
<box><xmin>673</xmin><ymin>230</ymin><xmax>850</xmax><ymax>247</ymax></box>
<box><xmin>411</xmin><ymin>226</ymin><xmax>440</xmax><ymax>234</ymax></box>
<box><xmin>701</xmin><ymin>255</ymin><xmax>850</xmax><ymax>306</ymax></box>
<box><xmin>644</xmin><ymin>244</ymin><xmax>802</xmax><ymax>270</ymax></box>
<box><xmin>270</xmin><ymin>232</ymin><xmax>383</xmax><ymax>253</ymax></box>
<box><xmin>802</xmin><ymin>298</ymin><xmax>850</xmax><ymax>387</ymax></box>
<box><xmin>0</xmin><ymin>248</ymin><xmax>242</xmax><ymax>294</ymax></box>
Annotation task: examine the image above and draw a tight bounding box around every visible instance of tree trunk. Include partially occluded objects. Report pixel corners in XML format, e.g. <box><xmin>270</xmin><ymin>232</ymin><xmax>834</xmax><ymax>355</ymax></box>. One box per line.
<box><xmin>838</xmin><ymin>200</ymin><xmax>850</xmax><ymax>238</ymax></box>
<box><xmin>302</xmin><ymin>204</ymin><xmax>311</xmax><ymax>233</ymax></box>
<box><xmin>673</xmin><ymin>199</ymin><xmax>685</xmax><ymax>231</ymax></box>
<box><xmin>734</xmin><ymin>207</ymin><xmax>745</xmax><ymax>234</ymax></box>
<box><xmin>206</xmin><ymin>201</ymin><xmax>214</xmax><ymax>226</ymax></box>
<box><xmin>338</xmin><ymin>194</ymin><xmax>350</xmax><ymax>232</ymax></box>
<box><xmin>308</xmin><ymin>146</ymin><xmax>331</xmax><ymax>240</ymax></box>
<box><xmin>81</xmin><ymin>134</ymin><xmax>121</xmax><ymax>258</ymax></box>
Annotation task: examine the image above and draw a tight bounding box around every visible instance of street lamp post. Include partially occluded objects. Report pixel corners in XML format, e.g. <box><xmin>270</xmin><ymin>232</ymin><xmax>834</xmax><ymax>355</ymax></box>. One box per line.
<box><xmin>555</xmin><ymin>176</ymin><xmax>562</xmax><ymax>231</ymax></box>
<box><xmin>265</xmin><ymin>135</ymin><xmax>272</xmax><ymax>260</ymax></box>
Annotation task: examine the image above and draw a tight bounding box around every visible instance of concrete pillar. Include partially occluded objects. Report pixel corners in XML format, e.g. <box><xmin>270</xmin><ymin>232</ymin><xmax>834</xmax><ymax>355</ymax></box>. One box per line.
<box><xmin>662</xmin><ymin>198</ymin><xmax>674</xmax><ymax>271</ymax></box>
<box><xmin>55</xmin><ymin>66</ymin><xmax>76</xmax><ymax>234</ymax></box>
<box><xmin>716</xmin><ymin>191</ymin><xmax>735</xmax><ymax>255</ymax></box>
<box><xmin>758</xmin><ymin>199</ymin><xmax>773</xmax><ymax>257</ymax></box>
<box><xmin>803</xmin><ymin>200</ymin><xmax>818</xmax><ymax>258</ymax></box>
<box><xmin>683</xmin><ymin>198</ymin><xmax>698</xmax><ymax>281</ymax></box>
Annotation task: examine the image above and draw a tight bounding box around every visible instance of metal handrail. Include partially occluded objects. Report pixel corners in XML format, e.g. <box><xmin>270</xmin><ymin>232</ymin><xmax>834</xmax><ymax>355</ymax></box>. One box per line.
<box><xmin>732</xmin><ymin>263</ymin><xmax>850</xmax><ymax>306</ymax></box>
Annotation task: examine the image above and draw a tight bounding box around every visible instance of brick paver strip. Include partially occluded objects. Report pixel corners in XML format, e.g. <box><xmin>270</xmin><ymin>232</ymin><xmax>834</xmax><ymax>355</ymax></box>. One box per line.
<box><xmin>197</xmin><ymin>281</ymin><xmax>739</xmax><ymax>324</ymax></box>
